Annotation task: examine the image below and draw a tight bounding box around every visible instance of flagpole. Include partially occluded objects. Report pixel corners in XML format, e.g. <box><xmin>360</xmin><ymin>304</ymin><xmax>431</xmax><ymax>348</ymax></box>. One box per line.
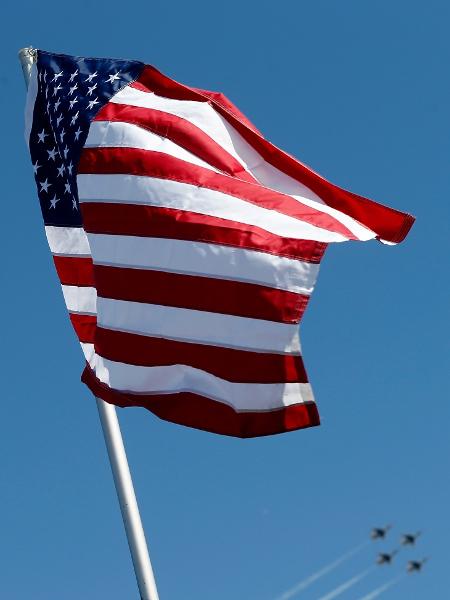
<box><xmin>96</xmin><ymin>398</ymin><xmax>160</xmax><ymax>600</ymax></box>
<box><xmin>18</xmin><ymin>47</ymin><xmax>160</xmax><ymax>600</ymax></box>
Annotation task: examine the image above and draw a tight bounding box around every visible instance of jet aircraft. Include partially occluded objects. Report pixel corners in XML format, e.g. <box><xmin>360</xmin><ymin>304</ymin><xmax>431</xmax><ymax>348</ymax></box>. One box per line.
<box><xmin>376</xmin><ymin>550</ymin><xmax>398</xmax><ymax>565</ymax></box>
<box><xmin>407</xmin><ymin>559</ymin><xmax>428</xmax><ymax>573</ymax></box>
<box><xmin>371</xmin><ymin>526</ymin><xmax>392</xmax><ymax>540</ymax></box>
<box><xmin>401</xmin><ymin>532</ymin><xmax>421</xmax><ymax>546</ymax></box>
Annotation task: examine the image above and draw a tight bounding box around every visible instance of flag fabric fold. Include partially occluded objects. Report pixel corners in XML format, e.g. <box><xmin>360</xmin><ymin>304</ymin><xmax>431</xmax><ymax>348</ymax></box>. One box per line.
<box><xmin>25</xmin><ymin>50</ymin><xmax>414</xmax><ymax>437</ymax></box>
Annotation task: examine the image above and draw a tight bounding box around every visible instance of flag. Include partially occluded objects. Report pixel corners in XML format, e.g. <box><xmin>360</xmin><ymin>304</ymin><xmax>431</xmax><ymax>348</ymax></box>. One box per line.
<box><xmin>25</xmin><ymin>50</ymin><xmax>414</xmax><ymax>438</ymax></box>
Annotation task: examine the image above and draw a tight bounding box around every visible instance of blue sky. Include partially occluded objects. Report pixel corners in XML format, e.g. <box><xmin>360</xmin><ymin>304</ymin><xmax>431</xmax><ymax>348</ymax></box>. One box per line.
<box><xmin>1</xmin><ymin>1</ymin><xmax>449</xmax><ymax>599</ymax></box>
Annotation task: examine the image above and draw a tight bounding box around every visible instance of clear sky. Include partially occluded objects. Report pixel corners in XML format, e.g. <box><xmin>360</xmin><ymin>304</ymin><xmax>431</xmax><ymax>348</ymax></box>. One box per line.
<box><xmin>1</xmin><ymin>1</ymin><xmax>448</xmax><ymax>599</ymax></box>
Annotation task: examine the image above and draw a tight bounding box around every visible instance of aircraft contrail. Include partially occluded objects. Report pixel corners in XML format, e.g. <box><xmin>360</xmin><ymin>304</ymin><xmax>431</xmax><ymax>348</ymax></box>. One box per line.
<box><xmin>314</xmin><ymin>567</ymin><xmax>374</xmax><ymax>600</ymax></box>
<box><xmin>275</xmin><ymin>541</ymin><xmax>369</xmax><ymax>600</ymax></box>
<box><xmin>355</xmin><ymin>574</ymin><xmax>404</xmax><ymax>600</ymax></box>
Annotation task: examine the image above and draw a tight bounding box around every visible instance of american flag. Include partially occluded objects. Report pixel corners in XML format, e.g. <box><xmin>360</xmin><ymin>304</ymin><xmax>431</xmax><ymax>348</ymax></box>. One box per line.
<box><xmin>25</xmin><ymin>50</ymin><xmax>414</xmax><ymax>437</ymax></box>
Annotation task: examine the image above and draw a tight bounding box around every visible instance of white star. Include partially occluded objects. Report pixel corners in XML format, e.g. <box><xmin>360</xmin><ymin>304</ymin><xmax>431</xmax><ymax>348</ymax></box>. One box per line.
<box><xmin>70</xmin><ymin>111</ymin><xmax>79</xmax><ymax>125</ymax></box>
<box><xmin>52</xmin><ymin>71</ymin><xmax>64</xmax><ymax>82</ymax></box>
<box><xmin>63</xmin><ymin>145</ymin><xmax>69</xmax><ymax>158</ymax></box>
<box><xmin>32</xmin><ymin>160</ymin><xmax>41</xmax><ymax>174</ymax></box>
<box><xmin>87</xmin><ymin>83</ymin><xmax>97</xmax><ymax>96</ymax></box>
<box><xmin>56</xmin><ymin>164</ymin><xmax>65</xmax><ymax>177</ymax></box>
<box><xmin>72</xmin><ymin>197</ymin><xmax>78</xmax><ymax>210</ymax></box>
<box><xmin>39</xmin><ymin>178</ymin><xmax>51</xmax><ymax>193</ymax></box>
<box><xmin>69</xmin><ymin>97</ymin><xmax>78</xmax><ymax>109</ymax></box>
<box><xmin>56</xmin><ymin>114</ymin><xmax>63</xmax><ymax>127</ymax></box>
<box><xmin>54</xmin><ymin>98</ymin><xmax>61</xmax><ymax>112</ymax></box>
<box><xmin>45</xmin><ymin>87</ymin><xmax>49</xmax><ymax>98</ymax></box>
<box><xmin>67</xmin><ymin>161</ymin><xmax>73</xmax><ymax>175</ymax></box>
<box><xmin>38</xmin><ymin>71</ymin><xmax>42</xmax><ymax>82</ymax></box>
<box><xmin>69</xmin><ymin>83</ymin><xmax>78</xmax><ymax>95</ymax></box>
<box><xmin>105</xmin><ymin>71</ymin><xmax>120</xmax><ymax>83</ymax></box>
<box><xmin>60</xmin><ymin>128</ymin><xmax>66</xmax><ymax>142</ymax></box>
<box><xmin>85</xmin><ymin>71</ymin><xmax>98</xmax><ymax>82</ymax></box>
<box><xmin>69</xmin><ymin>70</ymin><xmax>78</xmax><ymax>83</ymax></box>
<box><xmin>49</xmin><ymin>195</ymin><xmax>60</xmax><ymax>209</ymax></box>
<box><xmin>53</xmin><ymin>83</ymin><xmax>62</xmax><ymax>96</ymax></box>
<box><xmin>74</xmin><ymin>127</ymin><xmax>82</xmax><ymax>141</ymax></box>
<box><xmin>43</xmin><ymin>71</ymin><xmax>47</xmax><ymax>82</ymax></box>
<box><xmin>87</xmin><ymin>97</ymin><xmax>99</xmax><ymax>109</ymax></box>
<box><xmin>37</xmin><ymin>129</ymin><xmax>48</xmax><ymax>143</ymax></box>
<box><xmin>64</xmin><ymin>181</ymin><xmax>72</xmax><ymax>194</ymax></box>
<box><xmin>47</xmin><ymin>147</ymin><xmax>58</xmax><ymax>161</ymax></box>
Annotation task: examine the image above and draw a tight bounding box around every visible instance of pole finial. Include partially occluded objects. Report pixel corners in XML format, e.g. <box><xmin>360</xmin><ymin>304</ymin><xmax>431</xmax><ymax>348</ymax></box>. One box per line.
<box><xmin>18</xmin><ymin>47</ymin><xmax>37</xmax><ymax>87</ymax></box>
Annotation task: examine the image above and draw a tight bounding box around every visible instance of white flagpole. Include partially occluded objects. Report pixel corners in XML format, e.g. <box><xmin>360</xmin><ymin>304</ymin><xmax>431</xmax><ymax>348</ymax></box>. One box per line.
<box><xmin>18</xmin><ymin>47</ymin><xmax>160</xmax><ymax>600</ymax></box>
<box><xmin>95</xmin><ymin>398</ymin><xmax>160</xmax><ymax>600</ymax></box>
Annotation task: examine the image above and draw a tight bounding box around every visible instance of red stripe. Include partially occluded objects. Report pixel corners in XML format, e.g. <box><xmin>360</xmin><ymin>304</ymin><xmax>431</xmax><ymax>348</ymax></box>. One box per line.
<box><xmin>78</xmin><ymin>147</ymin><xmax>358</xmax><ymax>239</ymax></box>
<box><xmin>94</xmin><ymin>103</ymin><xmax>257</xmax><ymax>184</ymax></box>
<box><xmin>53</xmin><ymin>255</ymin><xmax>94</xmax><ymax>286</ymax></box>
<box><xmin>191</xmin><ymin>87</ymin><xmax>263</xmax><ymax>135</ymax></box>
<box><xmin>132</xmin><ymin>66</ymin><xmax>415</xmax><ymax>243</ymax></box>
<box><xmin>81</xmin><ymin>203</ymin><xmax>326</xmax><ymax>263</ymax></box>
<box><xmin>82</xmin><ymin>364</ymin><xmax>320</xmax><ymax>438</ymax></box>
<box><xmin>94</xmin><ymin>264</ymin><xmax>308</xmax><ymax>323</ymax></box>
<box><xmin>130</xmin><ymin>79</ymin><xmax>261</xmax><ymax>135</ymax></box>
<box><xmin>94</xmin><ymin>327</ymin><xmax>307</xmax><ymax>384</ymax></box>
<box><xmin>69</xmin><ymin>313</ymin><xmax>96</xmax><ymax>343</ymax></box>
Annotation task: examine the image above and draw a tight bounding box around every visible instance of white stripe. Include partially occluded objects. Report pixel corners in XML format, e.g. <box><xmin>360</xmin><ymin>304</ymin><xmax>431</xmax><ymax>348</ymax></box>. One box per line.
<box><xmin>112</xmin><ymin>87</ymin><xmax>374</xmax><ymax>241</ymax></box>
<box><xmin>97</xmin><ymin>297</ymin><xmax>301</xmax><ymax>354</ymax></box>
<box><xmin>81</xmin><ymin>342</ymin><xmax>96</xmax><ymax>363</ymax></box>
<box><xmin>254</xmin><ymin>166</ymin><xmax>374</xmax><ymax>242</ymax></box>
<box><xmin>86</xmin><ymin>353</ymin><xmax>314</xmax><ymax>411</ymax></box>
<box><xmin>45</xmin><ymin>226</ymin><xmax>91</xmax><ymax>256</ymax></box>
<box><xmin>111</xmin><ymin>86</ymin><xmax>249</xmax><ymax>170</ymax></box>
<box><xmin>77</xmin><ymin>174</ymin><xmax>348</xmax><ymax>243</ymax></box>
<box><xmin>24</xmin><ymin>63</ymin><xmax>38</xmax><ymax>147</ymax></box>
<box><xmin>85</xmin><ymin>121</ymin><xmax>220</xmax><ymax>173</ymax></box>
<box><xmin>62</xmin><ymin>285</ymin><xmax>97</xmax><ymax>314</ymax></box>
<box><xmin>88</xmin><ymin>233</ymin><xmax>319</xmax><ymax>295</ymax></box>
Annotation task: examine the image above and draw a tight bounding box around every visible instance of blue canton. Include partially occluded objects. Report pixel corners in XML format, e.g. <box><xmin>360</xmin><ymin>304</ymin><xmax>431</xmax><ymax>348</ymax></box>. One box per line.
<box><xmin>29</xmin><ymin>50</ymin><xmax>143</xmax><ymax>227</ymax></box>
